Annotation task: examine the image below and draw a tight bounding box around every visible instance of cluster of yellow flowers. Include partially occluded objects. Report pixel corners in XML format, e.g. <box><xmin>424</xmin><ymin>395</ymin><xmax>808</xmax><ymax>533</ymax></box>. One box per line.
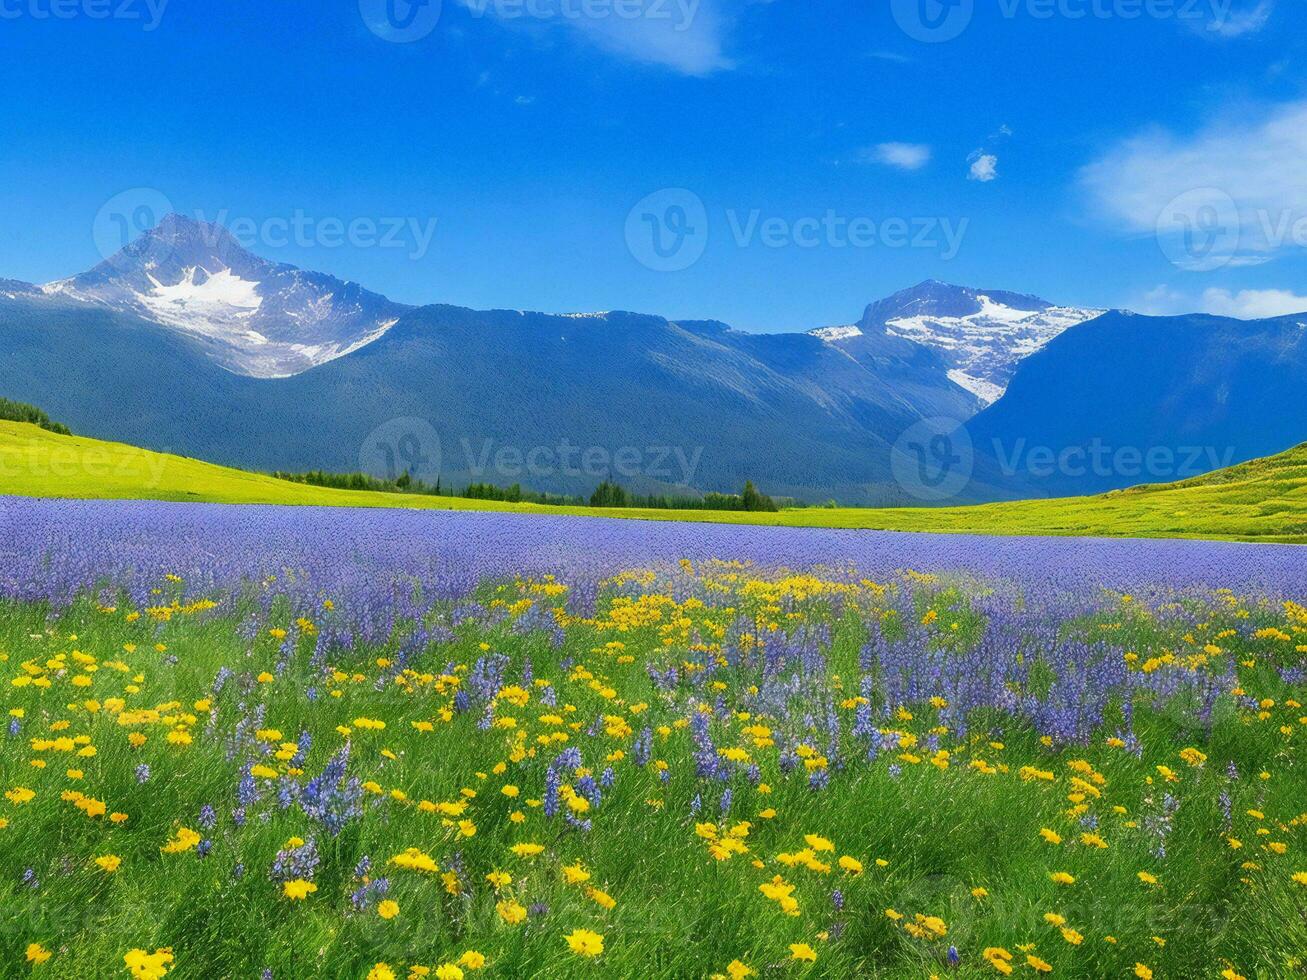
<box><xmin>0</xmin><ymin>564</ymin><xmax>1303</xmax><ymax>976</ymax></box>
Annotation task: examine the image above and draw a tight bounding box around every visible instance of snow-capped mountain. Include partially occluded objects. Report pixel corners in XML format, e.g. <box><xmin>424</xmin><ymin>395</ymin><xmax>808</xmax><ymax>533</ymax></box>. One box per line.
<box><xmin>0</xmin><ymin>278</ymin><xmax>39</xmax><ymax>300</ymax></box>
<box><xmin>42</xmin><ymin>214</ymin><xmax>407</xmax><ymax>378</ymax></box>
<box><xmin>811</xmin><ymin>281</ymin><xmax>1102</xmax><ymax>405</ymax></box>
<box><xmin>33</xmin><ymin>219</ymin><xmax>1097</xmax><ymax>398</ymax></box>
<box><xmin>809</xmin><ymin>325</ymin><xmax>862</xmax><ymax>343</ymax></box>
<box><xmin>6</xmin><ymin>230</ymin><xmax>1295</xmax><ymax>502</ymax></box>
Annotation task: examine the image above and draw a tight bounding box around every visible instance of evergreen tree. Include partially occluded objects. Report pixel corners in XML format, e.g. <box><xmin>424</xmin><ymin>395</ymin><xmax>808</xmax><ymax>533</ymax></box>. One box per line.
<box><xmin>589</xmin><ymin>480</ymin><xmax>630</xmax><ymax>508</ymax></box>
<box><xmin>0</xmin><ymin>397</ymin><xmax>71</xmax><ymax>435</ymax></box>
<box><xmin>740</xmin><ymin>480</ymin><xmax>778</xmax><ymax>512</ymax></box>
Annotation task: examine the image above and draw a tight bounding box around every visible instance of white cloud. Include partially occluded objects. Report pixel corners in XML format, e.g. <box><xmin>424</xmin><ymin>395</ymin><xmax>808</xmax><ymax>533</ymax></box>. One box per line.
<box><xmin>968</xmin><ymin>153</ymin><xmax>998</xmax><ymax>182</ymax></box>
<box><xmin>457</xmin><ymin>0</ymin><xmax>742</xmax><ymax>76</ymax></box>
<box><xmin>1200</xmin><ymin>287</ymin><xmax>1307</xmax><ymax>318</ymax></box>
<box><xmin>964</xmin><ymin>126</ymin><xmax>1009</xmax><ymax>183</ymax></box>
<box><xmin>1138</xmin><ymin>284</ymin><xmax>1190</xmax><ymax>314</ymax></box>
<box><xmin>1137</xmin><ymin>283</ymin><xmax>1307</xmax><ymax>319</ymax></box>
<box><xmin>1191</xmin><ymin>0</ymin><xmax>1273</xmax><ymax>38</ymax></box>
<box><xmin>1082</xmin><ymin>99</ymin><xmax>1307</xmax><ymax>261</ymax></box>
<box><xmin>864</xmin><ymin>143</ymin><xmax>932</xmax><ymax>171</ymax></box>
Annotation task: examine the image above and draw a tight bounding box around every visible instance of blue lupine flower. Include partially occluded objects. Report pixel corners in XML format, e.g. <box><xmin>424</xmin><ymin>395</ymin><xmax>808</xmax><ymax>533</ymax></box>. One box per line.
<box><xmin>300</xmin><ymin>745</ymin><xmax>362</xmax><ymax>836</ymax></box>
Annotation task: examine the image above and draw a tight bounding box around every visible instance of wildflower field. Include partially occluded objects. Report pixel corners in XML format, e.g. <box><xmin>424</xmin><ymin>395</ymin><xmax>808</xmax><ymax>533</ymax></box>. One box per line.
<box><xmin>4</xmin><ymin>421</ymin><xmax>1306</xmax><ymax>544</ymax></box>
<box><xmin>0</xmin><ymin>499</ymin><xmax>1304</xmax><ymax>978</ymax></box>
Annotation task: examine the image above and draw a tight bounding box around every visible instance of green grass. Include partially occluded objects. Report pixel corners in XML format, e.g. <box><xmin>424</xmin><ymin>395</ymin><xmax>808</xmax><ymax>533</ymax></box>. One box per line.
<box><xmin>0</xmin><ymin>566</ymin><xmax>1302</xmax><ymax>977</ymax></box>
<box><xmin>2</xmin><ymin>420</ymin><xmax>1304</xmax><ymax>542</ymax></box>
<box><xmin>0</xmin><ymin>421</ymin><xmax>554</xmax><ymax>514</ymax></box>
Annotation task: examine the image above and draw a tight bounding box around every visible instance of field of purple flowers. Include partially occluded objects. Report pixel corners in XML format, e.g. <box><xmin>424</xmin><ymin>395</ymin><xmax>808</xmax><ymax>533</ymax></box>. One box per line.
<box><xmin>0</xmin><ymin>497</ymin><xmax>1303</xmax><ymax>978</ymax></box>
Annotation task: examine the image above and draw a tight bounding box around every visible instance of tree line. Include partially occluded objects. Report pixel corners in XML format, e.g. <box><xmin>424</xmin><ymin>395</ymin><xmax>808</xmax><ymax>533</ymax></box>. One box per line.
<box><xmin>587</xmin><ymin>479</ymin><xmax>779</xmax><ymax>512</ymax></box>
<box><xmin>273</xmin><ymin>470</ymin><xmax>782</xmax><ymax>512</ymax></box>
<box><xmin>0</xmin><ymin>397</ymin><xmax>71</xmax><ymax>435</ymax></box>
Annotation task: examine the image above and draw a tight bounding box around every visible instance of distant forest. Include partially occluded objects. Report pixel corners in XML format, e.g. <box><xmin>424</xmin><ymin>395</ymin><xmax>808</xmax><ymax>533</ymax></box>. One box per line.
<box><xmin>0</xmin><ymin>398</ymin><xmax>787</xmax><ymax>512</ymax></box>
<box><xmin>0</xmin><ymin>397</ymin><xmax>71</xmax><ymax>436</ymax></box>
<box><xmin>273</xmin><ymin>470</ymin><xmax>782</xmax><ymax>512</ymax></box>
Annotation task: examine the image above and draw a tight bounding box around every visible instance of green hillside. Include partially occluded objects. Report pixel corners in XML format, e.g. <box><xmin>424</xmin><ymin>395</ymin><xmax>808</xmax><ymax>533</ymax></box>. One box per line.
<box><xmin>0</xmin><ymin>421</ymin><xmax>548</xmax><ymax>514</ymax></box>
<box><xmin>1</xmin><ymin>420</ymin><xmax>1303</xmax><ymax>543</ymax></box>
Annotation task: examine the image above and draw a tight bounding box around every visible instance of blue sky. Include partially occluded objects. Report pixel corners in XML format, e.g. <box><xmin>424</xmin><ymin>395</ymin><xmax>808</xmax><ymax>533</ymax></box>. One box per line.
<box><xmin>1</xmin><ymin>0</ymin><xmax>1304</xmax><ymax>329</ymax></box>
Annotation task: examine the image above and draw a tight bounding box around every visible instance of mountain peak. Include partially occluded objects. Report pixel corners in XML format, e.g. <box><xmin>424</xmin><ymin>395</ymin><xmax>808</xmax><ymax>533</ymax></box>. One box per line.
<box><xmin>150</xmin><ymin>211</ymin><xmax>240</xmax><ymax>249</ymax></box>
<box><xmin>41</xmin><ymin>214</ymin><xmax>406</xmax><ymax>378</ymax></box>
<box><xmin>153</xmin><ymin>211</ymin><xmax>214</xmax><ymax>234</ymax></box>
<box><xmin>864</xmin><ymin>280</ymin><xmax>1056</xmax><ymax>327</ymax></box>
<box><xmin>88</xmin><ymin>212</ymin><xmax>249</xmax><ymax>285</ymax></box>
<box><xmin>806</xmin><ymin>281</ymin><xmax>1102</xmax><ymax>406</ymax></box>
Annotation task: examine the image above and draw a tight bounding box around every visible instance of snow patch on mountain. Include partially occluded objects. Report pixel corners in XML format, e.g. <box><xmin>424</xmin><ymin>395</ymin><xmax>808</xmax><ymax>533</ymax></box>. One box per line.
<box><xmin>138</xmin><ymin>267</ymin><xmax>264</xmax><ymax>341</ymax></box>
<box><xmin>23</xmin><ymin>232</ymin><xmax>1101</xmax><ymax>405</ymax></box>
<box><xmin>947</xmin><ymin>369</ymin><xmax>1005</xmax><ymax>405</ymax></box>
<box><xmin>876</xmin><ymin>291</ymin><xmax>1102</xmax><ymax>405</ymax></box>
<box><xmin>41</xmin><ymin>214</ymin><xmax>409</xmax><ymax>378</ymax></box>
<box><xmin>810</xmin><ymin>325</ymin><xmax>863</xmax><ymax>343</ymax></box>
<box><xmin>280</xmin><ymin>318</ymin><xmax>400</xmax><ymax>371</ymax></box>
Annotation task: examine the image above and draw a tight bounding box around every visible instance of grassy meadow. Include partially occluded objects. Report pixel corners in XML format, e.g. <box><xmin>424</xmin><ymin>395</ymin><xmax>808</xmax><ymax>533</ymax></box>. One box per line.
<box><xmin>1</xmin><ymin>560</ymin><xmax>1304</xmax><ymax>978</ymax></box>
<box><xmin>1</xmin><ymin>421</ymin><xmax>1305</xmax><ymax>543</ymax></box>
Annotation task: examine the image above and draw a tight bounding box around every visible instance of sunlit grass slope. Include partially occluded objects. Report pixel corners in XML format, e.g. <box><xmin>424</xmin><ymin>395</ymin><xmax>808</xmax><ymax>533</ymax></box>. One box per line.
<box><xmin>1</xmin><ymin>420</ymin><xmax>1303</xmax><ymax>543</ymax></box>
<box><xmin>0</xmin><ymin>421</ymin><xmax>544</xmax><ymax>514</ymax></box>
